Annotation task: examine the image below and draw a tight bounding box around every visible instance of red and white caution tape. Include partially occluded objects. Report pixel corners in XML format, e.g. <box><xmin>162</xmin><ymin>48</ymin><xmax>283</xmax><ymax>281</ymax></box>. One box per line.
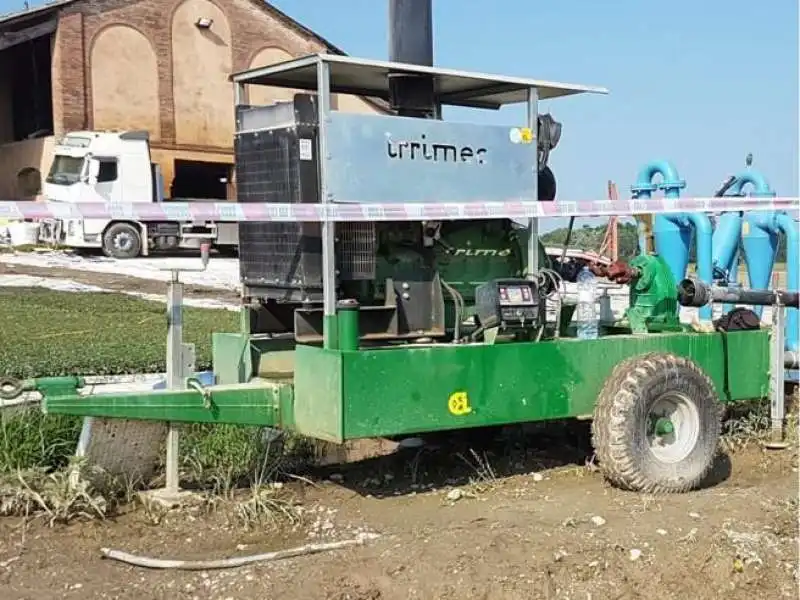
<box><xmin>0</xmin><ymin>197</ymin><xmax>797</xmax><ymax>223</ymax></box>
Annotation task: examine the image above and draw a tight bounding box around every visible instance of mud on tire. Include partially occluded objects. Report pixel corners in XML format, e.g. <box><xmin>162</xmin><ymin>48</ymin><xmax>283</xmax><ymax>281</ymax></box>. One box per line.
<box><xmin>591</xmin><ymin>352</ymin><xmax>722</xmax><ymax>494</ymax></box>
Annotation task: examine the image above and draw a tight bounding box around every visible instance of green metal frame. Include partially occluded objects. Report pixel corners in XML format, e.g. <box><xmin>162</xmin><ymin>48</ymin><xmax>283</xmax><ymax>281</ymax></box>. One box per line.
<box><xmin>39</xmin><ymin>329</ymin><xmax>770</xmax><ymax>442</ymax></box>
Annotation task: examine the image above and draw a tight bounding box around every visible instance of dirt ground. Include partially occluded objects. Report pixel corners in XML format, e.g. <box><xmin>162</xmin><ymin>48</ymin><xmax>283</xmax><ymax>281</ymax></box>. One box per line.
<box><xmin>0</xmin><ymin>431</ymin><xmax>797</xmax><ymax>600</ymax></box>
<box><xmin>0</xmin><ymin>261</ymin><xmax>798</xmax><ymax>599</ymax></box>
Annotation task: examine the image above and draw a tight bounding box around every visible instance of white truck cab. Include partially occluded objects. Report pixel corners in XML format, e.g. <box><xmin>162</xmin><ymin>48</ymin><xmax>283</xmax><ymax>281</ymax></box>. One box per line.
<box><xmin>39</xmin><ymin>130</ymin><xmax>238</xmax><ymax>258</ymax></box>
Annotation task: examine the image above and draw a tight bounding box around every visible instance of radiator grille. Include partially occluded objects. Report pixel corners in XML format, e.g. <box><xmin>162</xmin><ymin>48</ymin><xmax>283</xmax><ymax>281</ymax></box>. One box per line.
<box><xmin>236</xmin><ymin>128</ymin><xmax>322</xmax><ymax>296</ymax></box>
<box><xmin>337</xmin><ymin>222</ymin><xmax>376</xmax><ymax>280</ymax></box>
<box><xmin>234</xmin><ymin>95</ymin><xmax>376</xmax><ymax>300</ymax></box>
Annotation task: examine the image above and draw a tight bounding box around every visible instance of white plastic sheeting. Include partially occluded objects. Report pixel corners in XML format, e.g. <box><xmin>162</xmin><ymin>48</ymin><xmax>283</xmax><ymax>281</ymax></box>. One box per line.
<box><xmin>0</xmin><ymin>250</ymin><xmax>240</xmax><ymax>290</ymax></box>
<box><xmin>0</xmin><ymin>274</ymin><xmax>238</xmax><ymax>311</ymax></box>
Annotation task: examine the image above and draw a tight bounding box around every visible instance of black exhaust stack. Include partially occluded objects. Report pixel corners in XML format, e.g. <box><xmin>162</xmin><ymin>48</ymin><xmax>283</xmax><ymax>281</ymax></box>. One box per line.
<box><xmin>388</xmin><ymin>0</ymin><xmax>436</xmax><ymax>118</ymax></box>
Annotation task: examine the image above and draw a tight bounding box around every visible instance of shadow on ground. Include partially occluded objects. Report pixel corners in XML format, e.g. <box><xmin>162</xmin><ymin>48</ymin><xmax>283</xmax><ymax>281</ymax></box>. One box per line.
<box><xmin>301</xmin><ymin>420</ymin><xmax>734</xmax><ymax>499</ymax></box>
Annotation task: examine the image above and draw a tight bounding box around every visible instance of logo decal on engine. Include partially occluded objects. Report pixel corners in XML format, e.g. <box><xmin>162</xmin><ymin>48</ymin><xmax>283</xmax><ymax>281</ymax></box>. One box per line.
<box><xmin>386</xmin><ymin>134</ymin><xmax>487</xmax><ymax>165</ymax></box>
<box><xmin>448</xmin><ymin>391</ymin><xmax>473</xmax><ymax>416</ymax></box>
<box><xmin>451</xmin><ymin>248</ymin><xmax>512</xmax><ymax>257</ymax></box>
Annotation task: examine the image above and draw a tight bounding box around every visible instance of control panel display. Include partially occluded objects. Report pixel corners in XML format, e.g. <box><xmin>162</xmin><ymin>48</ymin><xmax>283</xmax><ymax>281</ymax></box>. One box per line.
<box><xmin>474</xmin><ymin>278</ymin><xmax>543</xmax><ymax>330</ymax></box>
<box><xmin>498</xmin><ymin>285</ymin><xmax>531</xmax><ymax>305</ymax></box>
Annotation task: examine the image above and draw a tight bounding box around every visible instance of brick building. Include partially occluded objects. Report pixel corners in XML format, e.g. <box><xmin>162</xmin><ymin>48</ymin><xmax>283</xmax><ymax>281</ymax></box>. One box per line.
<box><xmin>0</xmin><ymin>0</ymin><xmax>384</xmax><ymax>199</ymax></box>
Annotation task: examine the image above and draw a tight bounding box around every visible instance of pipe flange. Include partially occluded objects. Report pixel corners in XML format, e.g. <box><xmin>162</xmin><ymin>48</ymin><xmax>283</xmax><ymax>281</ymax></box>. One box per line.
<box><xmin>657</xmin><ymin>179</ymin><xmax>687</xmax><ymax>192</ymax></box>
<box><xmin>0</xmin><ymin>377</ymin><xmax>24</xmax><ymax>401</ymax></box>
<box><xmin>631</xmin><ymin>183</ymin><xmax>658</xmax><ymax>195</ymax></box>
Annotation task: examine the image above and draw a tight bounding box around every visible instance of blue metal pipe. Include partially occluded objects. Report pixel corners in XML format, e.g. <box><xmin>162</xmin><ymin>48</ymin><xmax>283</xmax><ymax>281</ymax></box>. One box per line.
<box><xmin>742</xmin><ymin>211</ymin><xmax>798</xmax><ymax>351</ymax></box>
<box><xmin>632</xmin><ymin>160</ymin><xmax>690</xmax><ymax>281</ymax></box>
<box><xmin>710</xmin><ymin>171</ymin><xmax>772</xmax><ymax>285</ymax></box>
<box><xmin>732</xmin><ymin>169</ymin><xmax>776</xmax><ymax>319</ymax></box>
<box><xmin>721</xmin><ymin>168</ymin><xmax>796</xmax><ymax>352</ymax></box>
<box><xmin>712</xmin><ymin>212</ymin><xmax>742</xmax><ymax>281</ymax></box>
<box><xmin>631</xmin><ymin>160</ymin><xmax>713</xmax><ymax>320</ymax></box>
<box><xmin>742</xmin><ymin>213</ymin><xmax>779</xmax><ymax>318</ymax></box>
<box><xmin>687</xmin><ymin>213</ymin><xmax>714</xmax><ymax>317</ymax></box>
<box><xmin>776</xmin><ymin>213</ymin><xmax>798</xmax><ymax>352</ymax></box>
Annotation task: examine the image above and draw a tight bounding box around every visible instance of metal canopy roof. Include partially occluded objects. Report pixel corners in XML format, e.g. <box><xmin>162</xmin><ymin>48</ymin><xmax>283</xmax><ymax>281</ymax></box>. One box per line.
<box><xmin>231</xmin><ymin>53</ymin><xmax>608</xmax><ymax>109</ymax></box>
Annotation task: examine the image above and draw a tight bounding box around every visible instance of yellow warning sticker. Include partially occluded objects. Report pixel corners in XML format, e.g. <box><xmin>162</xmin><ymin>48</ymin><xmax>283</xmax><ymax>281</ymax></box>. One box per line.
<box><xmin>447</xmin><ymin>391</ymin><xmax>473</xmax><ymax>416</ymax></box>
<box><xmin>509</xmin><ymin>127</ymin><xmax>535</xmax><ymax>145</ymax></box>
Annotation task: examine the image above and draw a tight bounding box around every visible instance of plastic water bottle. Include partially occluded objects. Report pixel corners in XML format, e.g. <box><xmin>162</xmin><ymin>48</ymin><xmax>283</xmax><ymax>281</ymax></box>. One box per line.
<box><xmin>576</xmin><ymin>266</ymin><xmax>599</xmax><ymax>339</ymax></box>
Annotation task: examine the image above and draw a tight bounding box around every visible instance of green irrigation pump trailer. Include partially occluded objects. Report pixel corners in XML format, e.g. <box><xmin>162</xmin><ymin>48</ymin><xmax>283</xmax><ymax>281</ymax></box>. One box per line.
<box><xmin>2</xmin><ymin>1</ymin><xmax>799</xmax><ymax>497</ymax></box>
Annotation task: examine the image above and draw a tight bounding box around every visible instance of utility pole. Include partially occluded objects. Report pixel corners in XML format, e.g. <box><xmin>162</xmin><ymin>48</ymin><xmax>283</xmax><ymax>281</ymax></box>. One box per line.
<box><xmin>599</xmin><ymin>181</ymin><xmax>620</xmax><ymax>261</ymax></box>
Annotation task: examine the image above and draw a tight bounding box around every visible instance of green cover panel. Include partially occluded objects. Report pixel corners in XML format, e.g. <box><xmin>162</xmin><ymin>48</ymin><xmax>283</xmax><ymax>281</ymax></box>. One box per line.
<box><xmin>337</xmin><ymin>330</ymin><xmax>769</xmax><ymax>439</ymax></box>
<box><xmin>292</xmin><ymin>345</ymin><xmax>344</xmax><ymax>441</ymax></box>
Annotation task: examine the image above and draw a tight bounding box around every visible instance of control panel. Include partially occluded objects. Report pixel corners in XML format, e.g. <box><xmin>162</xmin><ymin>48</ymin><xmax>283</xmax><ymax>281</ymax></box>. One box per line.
<box><xmin>474</xmin><ymin>278</ymin><xmax>544</xmax><ymax>329</ymax></box>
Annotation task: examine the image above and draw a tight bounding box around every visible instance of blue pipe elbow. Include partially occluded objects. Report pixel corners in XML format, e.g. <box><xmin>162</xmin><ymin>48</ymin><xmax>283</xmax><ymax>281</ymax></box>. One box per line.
<box><xmin>687</xmin><ymin>213</ymin><xmax>714</xmax><ymax>320</ymax></box>
<box><xmin>729</xmin><ymin>170</ymin><xmax>775</xmax><ymax>197</ymax></box>
<box><xmin>632</xmin><ymin>159</ymin><xmax>713</xmax><ymax>321</ymax></box>
<box><xmin>631</xmin><ymin>160</ymin><xmax>684</xmax><ymax>261</ymax></box>
<box><xmin>634</xmin><ymin>160</ymin><xmax>684</xmax><ymax>191</ymax></box>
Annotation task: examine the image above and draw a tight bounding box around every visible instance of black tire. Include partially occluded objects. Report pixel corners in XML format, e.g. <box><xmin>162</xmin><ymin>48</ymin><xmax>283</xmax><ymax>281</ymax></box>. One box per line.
<box><xmin>591</xmin><ymin>352</ymin><xmax>721</xmax><ymax>494</ymax></box>
<box><xmin>102</xmin><ymin>222</ymin><xmax>142</xmax><ymax>259</ymax></box>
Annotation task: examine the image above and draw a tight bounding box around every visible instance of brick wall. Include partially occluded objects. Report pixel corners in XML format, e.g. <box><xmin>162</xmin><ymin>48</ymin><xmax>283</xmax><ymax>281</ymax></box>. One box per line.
<box><xmin>52</xmin><ymin>10</ymin><xmax>86</xmax><ymax>134</ymax></box>
<box><xmin>52</xmin><ymin>0</ymin><xmax>381</xmax><ymax>148</ymax></box>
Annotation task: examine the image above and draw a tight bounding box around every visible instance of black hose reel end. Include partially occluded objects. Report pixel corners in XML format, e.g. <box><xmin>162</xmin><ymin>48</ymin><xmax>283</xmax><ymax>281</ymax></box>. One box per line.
<box><xmin>677</xmin><ymin>278</ymin><xmax>711</xmax><ymax>308</ymax></box>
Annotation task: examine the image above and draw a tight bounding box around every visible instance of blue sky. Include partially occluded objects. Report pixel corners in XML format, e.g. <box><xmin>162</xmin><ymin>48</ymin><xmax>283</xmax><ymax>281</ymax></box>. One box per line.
<box><xmin>271</xmin><ymin>0</ymin><xmax>798</xmax><ymax>230</ymax></box>
<box><xmin>4</xmin><ymin>0</ymin><xmax>798</xmax><ymax>230</ymax></box>
<box><xmin>267</xmin><ymin>0</ymin><xmax>798</xmax><ymax>198</ymax></box>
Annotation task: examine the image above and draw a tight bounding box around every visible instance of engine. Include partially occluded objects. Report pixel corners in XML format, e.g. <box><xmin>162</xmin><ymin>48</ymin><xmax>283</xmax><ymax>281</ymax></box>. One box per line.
<box><xmin>235</xmin><ymin>93</ymin><xmax>561</xmax><ymax>343</ymax></box>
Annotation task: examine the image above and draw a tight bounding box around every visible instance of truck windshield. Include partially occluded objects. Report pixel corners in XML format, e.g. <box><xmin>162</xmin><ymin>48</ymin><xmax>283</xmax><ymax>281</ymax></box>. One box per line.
<box><xmin>46</xmin><ymin>155</ymin><xmax>84</xmax><ymax>185</ymax></box>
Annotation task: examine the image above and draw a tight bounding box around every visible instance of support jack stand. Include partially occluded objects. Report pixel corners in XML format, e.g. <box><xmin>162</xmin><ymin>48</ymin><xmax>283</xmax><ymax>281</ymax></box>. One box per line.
<box><xmin>764</xmin><ymin>298</ymin><xmax>789</xmax><ymax>450</ymax></box>
<box><xmin>140</xmin><ymin>241</ymin><xmax>213</xmax><ymax>507</ymax></box>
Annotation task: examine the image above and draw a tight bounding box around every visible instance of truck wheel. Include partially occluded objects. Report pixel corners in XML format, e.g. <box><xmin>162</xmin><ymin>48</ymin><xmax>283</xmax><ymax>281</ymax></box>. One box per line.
<box><xmin>591</xmin><ymin>352</ymin><xmax>721</xmax><ymax>494</ymax></box>
<box><xmin>102</xmin><ymin>223</ymin><xmax>142</xmax><ymax>259</ymax></box>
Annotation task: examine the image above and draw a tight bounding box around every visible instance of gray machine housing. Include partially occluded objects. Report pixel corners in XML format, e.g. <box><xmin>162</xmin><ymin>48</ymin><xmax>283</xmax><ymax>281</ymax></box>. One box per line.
<box><xmin>229</xmin><ymin>51</ymin><xmax>608</xmax><ymax>344</ymax></box>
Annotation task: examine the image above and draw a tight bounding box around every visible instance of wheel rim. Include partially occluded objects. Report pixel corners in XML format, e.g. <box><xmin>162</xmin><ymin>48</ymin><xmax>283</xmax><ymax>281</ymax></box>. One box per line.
<box><xmin>114</xmin><ymin>232</ymin><xmax>134</xmax><ymax>252</ymax></box>
<box><xmin>646</xmin><ymin>392</ymin><xmax>700</xmax><ymax>464</ymax></box>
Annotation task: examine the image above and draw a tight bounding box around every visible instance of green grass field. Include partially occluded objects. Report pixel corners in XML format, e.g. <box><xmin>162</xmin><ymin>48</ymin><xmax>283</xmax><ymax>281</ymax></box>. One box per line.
<box><xmin>0</xmin><ymin>288</ymin><xmax>281</xmax><ymax>485</ymax></box>
<box><xmin>0</xmin><ymin>287</ymin><xmax>238</xmax><ymax>379</ymax></box>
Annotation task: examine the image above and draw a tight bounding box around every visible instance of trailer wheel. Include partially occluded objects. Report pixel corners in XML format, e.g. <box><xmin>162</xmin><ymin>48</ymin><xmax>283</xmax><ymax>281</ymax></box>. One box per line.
<box><xmin>102</xmin><ymin>223</ymin><xmax>142</xmax><ymax>259</ymax></box>
<box><xmin>591</xmin><ymin>352</ymin><xmax>721</xmax><ymax>494</ymax></box>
